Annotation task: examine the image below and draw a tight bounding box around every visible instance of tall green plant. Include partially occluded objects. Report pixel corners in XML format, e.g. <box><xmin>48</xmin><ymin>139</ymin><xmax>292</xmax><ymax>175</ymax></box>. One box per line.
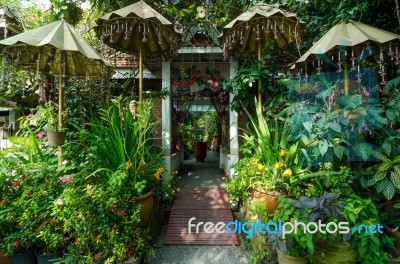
<box><xmin>81</xmin><ymin>97</ymin><xmax>164</xmax><ymax>196</ymax></box>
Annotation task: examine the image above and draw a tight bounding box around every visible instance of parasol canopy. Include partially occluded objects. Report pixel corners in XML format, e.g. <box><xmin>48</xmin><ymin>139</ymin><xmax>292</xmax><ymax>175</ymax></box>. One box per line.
<box><xmin>95</xmin><ymin>0</ymin><xmax>180</xmax><ymax>102</ymax></box>
<box><xmin>294</xmin><ymin>20</ymin><xmax>400</xmax><ymax>67</ymax></box>
<box><xmin>0</xmin><ymin>20</ymin><xmax>112</xmax><ymax>129</ymax></box>
<box><xmin>220</xmin><ymin>2</ymin><xmax>305</xmax><ymax>110</ymax></box>
<box><xmin>220</xmin><ymin>2</ymin><xmax>306</xmax><ymax>55</ymax></box>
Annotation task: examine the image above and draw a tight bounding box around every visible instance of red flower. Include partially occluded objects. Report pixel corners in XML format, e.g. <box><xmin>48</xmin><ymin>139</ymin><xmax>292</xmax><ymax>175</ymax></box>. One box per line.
<box><xmin>49</xmin><ymin>219</ymin><xmax>56</xmax><ymax>225</ymax></box>
<box><xmin>13</xmin><ymin>180</ymin><xmax>20</xmax><ymax>187</ymax></box>
<box><xmin>13</xmin><ymin>241</ymin><xmax>20</xmax><ymax>248</ymax></box>
<box><xmin>118</xmin><ymin>210</ymin><xmax>126</xmax><ymax>216</ymax></box>
<box><xmin>109</xmin><ymin>204</ymin><xmax>115</xmax><ymax>210</ymax></box>
<box><xmin>75</xmin><ymin>238</ymin><xmax>80</xmax><ymax>244</ymax></box>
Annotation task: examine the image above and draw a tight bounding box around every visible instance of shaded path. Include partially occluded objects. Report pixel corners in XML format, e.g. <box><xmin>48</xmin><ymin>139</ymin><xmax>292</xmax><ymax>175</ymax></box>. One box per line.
<box><xmin>150</xmin><ymin>152</ymin><xmax>250</xmax><ymax>264</ymax></box>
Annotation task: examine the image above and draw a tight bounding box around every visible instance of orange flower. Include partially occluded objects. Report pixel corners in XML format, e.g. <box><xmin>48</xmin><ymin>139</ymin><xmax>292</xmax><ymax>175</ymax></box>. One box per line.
<box><xmin>280</xmin><ymin>149</ymin><xmax>287</xmax><ymax>157</ymax></box>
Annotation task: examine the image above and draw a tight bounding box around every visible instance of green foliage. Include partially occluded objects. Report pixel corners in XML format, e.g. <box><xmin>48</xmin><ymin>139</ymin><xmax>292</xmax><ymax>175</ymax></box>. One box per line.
<box><xmin>342</xmin><ymin>194</ymin><xmax>393</xmax><ymax>264</ymax></box>
<box><xmin>361</xmin><ymin>151</ymin><xmax>400</xmax><ymax>200</ymax></box>
<box><xmin>78</xmin><ymin>97</ymin><xmax>164</xmax><ymax>197</ymax></box>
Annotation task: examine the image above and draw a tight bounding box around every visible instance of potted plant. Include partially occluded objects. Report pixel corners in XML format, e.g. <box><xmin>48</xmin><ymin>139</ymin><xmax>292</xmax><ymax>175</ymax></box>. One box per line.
<box><xmin>24</xmin><ymin>101</ymin><xmax>66</xmax><ymax>146</ymax></box>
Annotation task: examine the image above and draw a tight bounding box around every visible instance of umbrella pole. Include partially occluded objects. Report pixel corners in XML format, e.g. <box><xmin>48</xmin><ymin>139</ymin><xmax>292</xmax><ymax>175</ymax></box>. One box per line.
<box><xmin>258</xmin><ymin>41</ymin><xmax>262</xmax><ymax>112</ymax></box>
<box><xmin>58</xmin><ymin>52</ymin><xmax>64</xmax><ymax>130</ymax></box>
<box><xmin>139</xmin><ymin>40</ymin><xmax>143</xmax><ymax>104</ymax></box>
<box><xmin>344</xmin><ymin>60</ymin><xmax>349</xmax><ymax>95</ymax></box>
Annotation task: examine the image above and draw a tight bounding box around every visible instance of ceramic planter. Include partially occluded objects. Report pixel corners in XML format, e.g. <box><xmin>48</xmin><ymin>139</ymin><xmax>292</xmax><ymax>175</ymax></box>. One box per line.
<box><xmin>251</xmin><ymin>189</ymin><xmax>281</xmax><ymax>214</ymax></box>
<box><xmin>11</xmin><ymin>250</ymin><xmax>37</xmax><ymax>264</ymax></box>
<box><xmin>313</xmin><ymin>239</ymin><xmax>357</xmax><ymax>264</ymax></box>
<box><xmin>36</xmin><ymin>250</ymin><xmax>63</xmax><ymax>264</ymax></box>
<box><xmin>134</xmin><ymin>188</ymin><xmax>154</xmax><ymax>226</ymax></box>
<box><xmin>276</xmin><ymin>248</ymin><xmax>307</xmax><ymax>264</ymax></box>
<box><xmin>194</xmin><ymin>142</ymin><xmax>207</xmax><ymax>162</ymax></box>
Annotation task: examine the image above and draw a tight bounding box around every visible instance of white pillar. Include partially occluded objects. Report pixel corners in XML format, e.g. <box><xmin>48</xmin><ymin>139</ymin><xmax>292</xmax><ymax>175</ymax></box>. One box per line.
<box><xmin>229</xmin><ymin>57</ymin><xmax>239</xmax><ymax>177</ymax></box>
<box><xmin>162</xmin><ymin>60</ymin><xmax>172</xmax><ymax>175</ymax></box>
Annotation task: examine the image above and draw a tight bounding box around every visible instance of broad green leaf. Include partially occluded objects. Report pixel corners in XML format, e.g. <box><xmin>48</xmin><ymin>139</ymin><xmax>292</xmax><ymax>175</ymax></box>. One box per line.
<box><xmin>383</xmin><ymin>182</ymin><xmax>396</xmax><ymax>200</ymax></box>
<box><xmin>330</xmin><ymin>123</ymin><xmax>341</xmax><ymax>133</ymax></box>
<box><xmin>393</xmin><ymin>155</ymin><xmax>400</xmax><ymax>164</ymax></box>
<box><xmin>378</xmin><ymin>162</ymin><xmax>392</xmax><ymax>173</ymax></box>
<box><xmin>302</xmin><ymin>121</ymin><xmax>312</xmax><ymax>133</ymax></box>
<box><xmin>390</xmin><ymin>166</ymin><xmax>400</xmax><ymax>189</ymax></box>
<box><xmin>382</xmin><ymin>141</ymin><xmax>392</xmax><ymax>156</ymax></box>
<box><xmin>371</xmin><ymin>150</ymin><xmax>390</xmax><ymax>163</ymax></box>
<box><xmin>376</xmin><ymin>179</ymin><xmax>387</xmax><ymax>192</ymax></box>
<box><xmin>301</xmin><ymin>134</ymin><xmax>309</xmax><ymax>145</ymax></box>
<box><xmin>318</xmin><ymin>139</ymin><xmax>329</xmax><ymax>157</ymax></box>
<box><xmin>386</xmin><ymin>109</ymin><xmax>397</xmax><ymax>122</ymax></box>
<box><xmin>393</xmin><ymin>203</ymin><xmax>400</xmax><ymax>209</ymax></box>
<box><xmin>356</xmin><ymin>143</ymin><xmax>372</xmax><ymax>161</ymax></box>
<box><xmin>374</xmin><ymin>171</ymin><xmax>386</xmax><ymax>182</ymax></box>
<box><xmin>334</xmin><ymin>146</ymin><xmax>344</xmax><ymax>160</ymax></box>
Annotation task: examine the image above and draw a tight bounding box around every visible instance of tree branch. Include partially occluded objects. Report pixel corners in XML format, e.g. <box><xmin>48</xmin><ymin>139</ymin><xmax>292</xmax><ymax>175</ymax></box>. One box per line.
<box><xmin>395</xmin><ymin>0</ymin><xmax>400</xmax><ymax>28</ymax></box>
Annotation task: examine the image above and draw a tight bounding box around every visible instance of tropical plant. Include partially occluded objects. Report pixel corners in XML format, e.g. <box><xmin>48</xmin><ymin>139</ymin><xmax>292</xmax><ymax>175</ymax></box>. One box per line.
<box><xmin>360</xmin><ymin>150</ymin><xmax>400</xmax><ymax>200</ymax></box>
<box><xmin>79</xmin><ymin>97</ymin><xmax>164</xmax><ymax>197</ymax></box>
<box><xmin>342</xmin><ymin>194</ymin><xmax>394</xmax><ymax>264</ymax></box>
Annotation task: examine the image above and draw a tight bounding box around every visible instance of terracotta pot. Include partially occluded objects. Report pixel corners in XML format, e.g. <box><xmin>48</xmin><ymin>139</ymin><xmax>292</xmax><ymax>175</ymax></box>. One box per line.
<box><xmin>194</xmin><ymin>142</ymin><xmax>207</xmax><ymax>162</ymax></box>
<box><xmin>276</xmin><ymin>248</ymin><xmax>307</xmax><ymax>264</ymax></box>
<box><xmin>251</xmin><ymin>189</ymin><xmax>281</xmax><ymax>214</ymax></box>
<box><xmin>0</xmin><ymin>251</ymin><xmax>11</xmax><ymax>264</ymax></box>
<box><xmin>313</xmin><ymin>239</ymin><xmax>357</xmax><ymax>264</ymax></box>
<box><xmin>134</xmin><ymin>188</ymin><xmax>154</xmax><ymax>226</ymax></box>
<box><xmin>47</xmin><ymin>131</ymin><xmax>66</xmax><ymax>146</ymax></box>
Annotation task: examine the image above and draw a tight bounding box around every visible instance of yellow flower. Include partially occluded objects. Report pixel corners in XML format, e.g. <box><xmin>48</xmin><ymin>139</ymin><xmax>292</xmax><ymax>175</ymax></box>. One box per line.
<box><xmin>257</xmin><ymin>164</ymin><xmax>265</xmax><ymax>171</ymax></box>
<box><xmin>154</xmin><ymin>172</ymin><xmax>161</xmax><ymax>181</ymax></box>
<box><xmin>280</xmin><ymin>149</ymin><xmax>287</xmax><ymax>157</ymax></box>
<box><xmin>274</xmin><ymin>161</ymin><xmax>285</xmax><ymax>169</ymax></box>
<box><xmin>282</xmin><ymin>168</ymin><xmax>293</xmax><ymax>177</ymax></box>
<box><xmin>157</xmin><ymin>167</ymin><xmax>164</xmax><ymax>173</ymax></box>
<box><xmin>125</xmin><ymin>162</ymin><xmax>132</xmax><ymax>170</ymax></box>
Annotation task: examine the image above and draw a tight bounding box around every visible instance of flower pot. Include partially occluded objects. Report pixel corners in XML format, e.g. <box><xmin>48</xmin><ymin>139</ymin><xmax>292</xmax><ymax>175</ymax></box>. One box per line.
<box><xmin>47</xmin><ymin>131</ymin><xmax>66</xmax><ymax>146</ymax></box>
<box><xmin>313</xmin><ymin>239</ymin><xmax>357</xmax><ymax>264</ymax></box>
<box><xmin>116</xmin><ymin>256</ymin><xmax>141</xmax><ymax>264</ymax></box>
<box><xmin>36</xmin><ymin>250</ymin><xmax>63</xmax><ymax>264</ymax></box>
<box><xmin>194</xmin><ymin>142</ymin><xmax>207</xmax><ymax>162</ymax></box>
<box><xmin>0</xmin><ymin>251</ymin><xmax>11</xmax><ymax>264</ymax></box>
<box><xmin>251</xmin><ymin>189</ymin><xmax>281</xmax><ymax>214</ymax></box>
<box><xmin>134</xmin><ymin>188</ymin><xmax>154</xmax><ymax>226</ymax></box>
<box><xmin>276</xmin><ymin>248</ymin><xmax>307</xmax><ymax>264</ymax></box>
<box><xmin>11</xmin><ymin>250</ymin><xmax>37</xmax><ymax>264</ymax></box>
<box><xmin>63</xmin><ymin>248</ymin><xmax>77</xmax><ymax>264</ymax></box>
